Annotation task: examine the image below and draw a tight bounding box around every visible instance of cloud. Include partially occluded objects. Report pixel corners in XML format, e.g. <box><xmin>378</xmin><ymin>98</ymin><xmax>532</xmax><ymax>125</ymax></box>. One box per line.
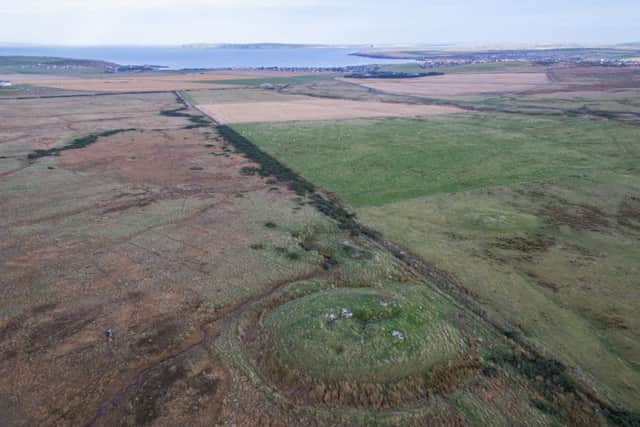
<box><xmin>1</xmin><ymin>0</ymin><xmax>332</xmax><ymax>15</ymax></box>
<box><xmin>0</xmin><ymin>0</ymin><xmax>638</xmax><ymax>45</ymax></box>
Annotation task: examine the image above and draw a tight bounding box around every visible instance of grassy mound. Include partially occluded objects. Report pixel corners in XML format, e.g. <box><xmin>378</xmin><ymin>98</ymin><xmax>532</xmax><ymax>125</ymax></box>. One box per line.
<box><xmin>264</xmin><ymin>284</ymin><xmax>467</xmax><ymax>384</ymax></box>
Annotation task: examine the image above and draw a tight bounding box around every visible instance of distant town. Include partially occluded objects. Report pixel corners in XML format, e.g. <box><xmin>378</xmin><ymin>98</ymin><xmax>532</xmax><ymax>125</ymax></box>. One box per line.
<box><xmin>352</xmin><ymin>46</ymin><xmax>640</xmax><ymax>68</ymax></box>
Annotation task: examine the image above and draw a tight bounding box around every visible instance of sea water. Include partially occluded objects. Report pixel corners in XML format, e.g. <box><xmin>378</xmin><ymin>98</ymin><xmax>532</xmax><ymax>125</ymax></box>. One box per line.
<box><xmin>0</xmin><ymin>45</ymin><xmax>409</xmax><ymax>69</ymax></box>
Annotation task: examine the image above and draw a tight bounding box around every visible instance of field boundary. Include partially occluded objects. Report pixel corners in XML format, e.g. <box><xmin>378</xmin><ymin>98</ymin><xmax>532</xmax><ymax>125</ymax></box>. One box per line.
<box><xmin>0</xmin><ymin>89</ymin><xmax>177</xmax><ymax>100</ymax></box>
<box><xmin>335</xmin><ymin>79</ymin><xmax>640</xmax><ymax>125</ymax></box>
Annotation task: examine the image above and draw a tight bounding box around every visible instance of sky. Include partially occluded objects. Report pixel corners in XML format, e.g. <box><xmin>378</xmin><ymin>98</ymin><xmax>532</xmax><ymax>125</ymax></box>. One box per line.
<box><xmin>0</xmin><ymin>0</ymin><xmax>638</xmax><ymax>46</ymax></box>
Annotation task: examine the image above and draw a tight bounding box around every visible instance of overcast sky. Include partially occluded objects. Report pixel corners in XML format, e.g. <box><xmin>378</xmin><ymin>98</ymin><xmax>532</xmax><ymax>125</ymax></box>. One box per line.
<box><xmin>1</xmin><ymin>0</ymin><xmax>638</xmax><ymax>46</ymax></box>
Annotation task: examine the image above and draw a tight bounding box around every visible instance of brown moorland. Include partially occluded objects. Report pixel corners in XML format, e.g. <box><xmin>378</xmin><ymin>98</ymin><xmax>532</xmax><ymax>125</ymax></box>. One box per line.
<box><xmin>0</xmin><ymin>91</ymin><xmax>332</xmax><ymax>426</ymax></box>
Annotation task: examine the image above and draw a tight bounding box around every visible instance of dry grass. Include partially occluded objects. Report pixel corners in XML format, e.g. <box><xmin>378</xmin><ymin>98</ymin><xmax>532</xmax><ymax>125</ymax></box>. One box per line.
<box><xmin>358</xmin><ymin>176</ymin><xmax>640</xmax><ymax>411</ymax></box>
<box><xmin>0</xmin><ymin>70</ymin><xmax>306</xmax><ymax>92</ymax></box>
<box><xmin>342</xmin><ymin>72</ymin><xmax>552</xmax><ymax>97</ymax></box>
<box><xmin>0</xmin><ymin>92</ymin><xmax>331</xmax><ymax>426</ymax></box>
<box><xmin>186</xmin><ymin>87</ymin><xmax>308</xmax><ymax>104</ymax></box>
<box><xmin>199</xmin><ymin>98</ymin><xmax>461</xmax><ymax>123</ymax></box>
<box><xmin>0</xmin><ymin>93</ymin><xmax>183</xmax><ymax>158</ymax></box>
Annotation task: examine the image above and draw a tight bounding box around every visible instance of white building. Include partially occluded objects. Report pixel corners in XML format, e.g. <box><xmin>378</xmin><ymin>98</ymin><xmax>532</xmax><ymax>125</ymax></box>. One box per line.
<box><xmin>0</xmin><ymin>81</ymin><xmax>12</xmax><ymax>87</ymax></box>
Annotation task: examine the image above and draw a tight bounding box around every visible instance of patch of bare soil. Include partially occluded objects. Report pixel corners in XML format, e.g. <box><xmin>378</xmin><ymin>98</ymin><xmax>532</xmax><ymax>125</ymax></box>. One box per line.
<box><xmin>585</xmin><ymin>309</ymin><xmax>629</xmax><ymax>331</ymax></box>
<box><xmin>493</xmin><ymin>234</ymin><xmax>556</xmax><ymax>253</ymax></box>
<box><xmin>617</xmin><ymin>195</ymin><xmax>640</xmax><ymax>231</ymax></box>
<box><xmin>0</xmin><ymin>291</ymin><xmax>208</xmax><ymax>426</ymax></box>
<box><xmin>102</xmin><ymin>349</ymin><xmax>230</xmax><ymax>427</ymax></box>
<box><xmin>540</xmin><ymin>203</ymin><xmax>610</xmax><ymax>232</ymax></box>
<box><xmin>524</xmin><ymin>271</ymin><xmax>561</xmax><ymax>293</ymax></box>
<box><xmin>485</xmin><ymin>234</ymin><xmax>556</xmax><ymax>264</ymax></box>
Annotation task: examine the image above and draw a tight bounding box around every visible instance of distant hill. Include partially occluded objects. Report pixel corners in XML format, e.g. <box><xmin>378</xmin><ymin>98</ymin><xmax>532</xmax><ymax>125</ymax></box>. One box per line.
<box><xmin>182</xmin><ymin>43</ymin><xmax>327</xmax><ymax>49</ymax></box>
<box><xmin>0</xmin><ymin>56</ymin><xmax>116</xmax><ymax>68</ymax></box>
<box><xmin>0</xmin><ymin>56</ymin><xmax>164</xmax><ymax>75</ymax></box>
<box><xmin>181</xmin><ymin>43</ymin><xmax>374</xmax><ymax>49</ymax></box>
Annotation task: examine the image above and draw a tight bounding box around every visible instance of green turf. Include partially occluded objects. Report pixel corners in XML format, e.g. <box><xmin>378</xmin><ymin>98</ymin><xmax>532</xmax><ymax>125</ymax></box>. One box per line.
<box><xmin>265</xmin><ymin>283</ymin><xmax>466</xmax><ymax>383</ymax></box>
<box><xmin>232</xmin><ymin>113</ymin><xmax>640</xmax><ymax>207</ymax></box>
<box><xmin>193</xmin><ymin>74</ymin><xmax>336</xmax><ymax>86</ymax></box>
<box><xmin>358</xmin><ymin>173</ymin><xmax>640</xmax><ymax>411</ymax></box>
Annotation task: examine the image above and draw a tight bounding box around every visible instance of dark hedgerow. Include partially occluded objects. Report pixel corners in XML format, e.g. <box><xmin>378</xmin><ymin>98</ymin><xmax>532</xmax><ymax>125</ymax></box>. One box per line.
<box><xmin>490</xmin><ymin>350</ymin><xmax>576</xmax><ymax>394</ymax></box>
<box><xmin>160</xmin><ymin>106</ymin><xmax>210</xmax><ymax>128</ymax></box>
<box><xmin>285</xmin><ymin>252</ymin><xmax>301</xmax><ymax>261</ymax></box>
<box><xmin>160</xmin><ymin>93</ymin><xmax>210</xmax><ymax>129</ymax></box>
<box><xmin>27</xmin><ymin>128</ymin><xmax>136</xmax><ymax>160</ymax></box>
<box><xmin>485</xmin><ymin>348</ymin><xmax>640</xmax><ymax>425</ymax></box>
<box><xmin>217</xmin><ymin>125</ymin><xmax>315</xmax><ymax>195</ymax></box>
<box><xmin>216</xmin><ymin>124</ymin><xmax>371</xmax><ymax>236</ymax></box>
<box><xmin>240</xmin><ymin>166</ymin><xmax>260</xmax><ymax>176</ymax></box>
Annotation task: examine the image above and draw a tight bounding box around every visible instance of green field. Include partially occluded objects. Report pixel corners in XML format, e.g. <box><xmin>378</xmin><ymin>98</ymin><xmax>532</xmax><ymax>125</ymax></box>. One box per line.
<box><xmin>266</xmin><ymin>284</ymin><xmax>467</xmax><ymax>383</ymax></box>
<box><xmin>232</xmin><ymin>113</ymin><xmax>640</xmax><ymax>412</ymax></box>
<box><xmin>359</xmin><ymin>173</ymin><xmax>640</xmax><ymax>411</ymax></box>
<box><xmin>184</xmin><ymin>87</ymin><xmax>306</xmax><ymax>104</ymax></box>
<box><xmin>193</xmin><ymin>74</ymin><xmax>336</xmax><ymax>86</ymax></box>
<box><xmin>232</xmin><ymin>114</ymin><xmax>639</xmax><ymax>207</ymax></box>
<box><xmin>475</xmin><ymin>89</ymin><xmax>640</xmax><ymax>116</ymax></box>
<box><xmin>379</xmin><ymin>61</ymin><xmax>531</xmax><ymax>74</ymax></box>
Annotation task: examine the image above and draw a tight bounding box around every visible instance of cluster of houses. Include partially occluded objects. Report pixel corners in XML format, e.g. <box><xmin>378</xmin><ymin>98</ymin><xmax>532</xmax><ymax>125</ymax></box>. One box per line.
<box><xmin>0</xmin><ymin>80</ymin><xmax>12</xmax><ymax>87</ymax></box>
<box><xmin>104</xmin><ymin>64</ymin><xmax>166</xmax><ymax>73</ymax></box>
<box><xmin>242</xmin><ymin>64</ymin><xmax>382</xmax><ymax>73</ymax></box>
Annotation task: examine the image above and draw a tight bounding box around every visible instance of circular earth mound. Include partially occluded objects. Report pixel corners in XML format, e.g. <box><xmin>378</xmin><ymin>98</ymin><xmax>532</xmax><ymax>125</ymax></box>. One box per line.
<box><xmin>264</xmin><ymin>284</ymin><xmax>467</xmax><ymax>385</ymax></box>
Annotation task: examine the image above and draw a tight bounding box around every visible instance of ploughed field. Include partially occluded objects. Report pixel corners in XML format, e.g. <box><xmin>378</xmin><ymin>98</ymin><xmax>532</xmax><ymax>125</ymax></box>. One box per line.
<box><xmin>342</xmin><ymin>70</ymin><xmax>552</xmax><ymax>98</ymax></box>
<box><xmin>1</xmin><ymin>62</ymin><xmax>640</xmax><ymax>426</ymax></box>
<box><xmin>190</xmin><ymin>87</ymin><xmax>462</xmax><ymax>123</ymax></box>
